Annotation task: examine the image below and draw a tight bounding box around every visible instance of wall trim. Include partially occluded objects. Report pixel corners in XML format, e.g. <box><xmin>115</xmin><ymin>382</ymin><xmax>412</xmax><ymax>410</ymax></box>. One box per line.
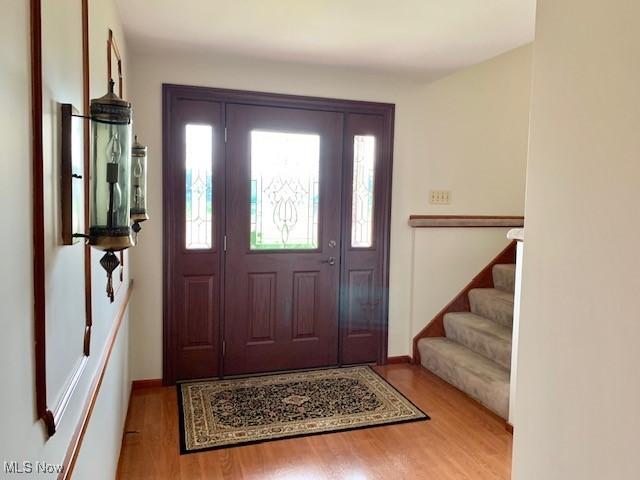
<box><xmin>82</xmin><ymin>0</ymin><xmax>92</xmax><ymax>354</ymax></box>
<box><xmin>30</xmin><ymin>0</ymin><xmax>49</xmax><ymax>435</ymax></box>
<box><xmin>409</xmin><ymin>215</ymin><xmax>524</xmax><ymax>228</ymax></box>
<box><xmin>386</xmin><ymin>356</ymin><xmax>412</xmax><ymax>364</ymax></box>
<box><xmin>58</xmin><ymin>280</ymin><xmax>134</xmax><ymax>480</ymax></box>
<box><xmin>131</xmin><ymin>379</ymin><xmax>163</xmax><ymax>389</ymax></box>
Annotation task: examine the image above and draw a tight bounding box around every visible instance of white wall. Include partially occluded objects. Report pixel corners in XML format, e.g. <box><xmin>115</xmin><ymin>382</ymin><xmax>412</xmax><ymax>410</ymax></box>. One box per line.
<box><xmin>128</xmin><ymin>44</ymin><xmax>532</xmax><ymax>379</ymax></box>
<box><xmin>73</xmin><ymin>312</ymin><xmax>130</xmax><ymax>480</ymax></box>
<box><xmin>513</xmin><ymin>1</ymin><xmax>640</xmax><ymax>479</ymax></box>
<box><xmin>410</xmin><ymin>46</ymin><xmax>532</xmax><ymax>338</ymax></box>
<box><xmin>0</xmin><ymin>1</ymin><xmax>132</xmax><ymax>478</ymax></box>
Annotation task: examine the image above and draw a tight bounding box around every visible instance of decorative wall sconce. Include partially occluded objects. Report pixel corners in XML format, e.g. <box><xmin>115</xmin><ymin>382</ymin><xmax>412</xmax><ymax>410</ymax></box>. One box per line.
<box><xmin>59</xmin><ymin>30</ymin><xmax>144</xmax><ymax>303</ymax></box>
<box><xmin>130</xmin><ymin>136</ymin><xmax>149</xmax><ymax>237</ymax></box>
<box><xmin>89</xmin><ymin>80</ymin><xmax>133</xmax><ymax>301</ymax></box>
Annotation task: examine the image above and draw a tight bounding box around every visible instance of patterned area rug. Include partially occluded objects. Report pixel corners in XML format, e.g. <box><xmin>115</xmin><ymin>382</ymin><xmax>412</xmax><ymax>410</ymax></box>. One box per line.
<box><xmin>178</xmin><ymin>366</ymin><xmax>429</xmax><ymax>453</ymax></box>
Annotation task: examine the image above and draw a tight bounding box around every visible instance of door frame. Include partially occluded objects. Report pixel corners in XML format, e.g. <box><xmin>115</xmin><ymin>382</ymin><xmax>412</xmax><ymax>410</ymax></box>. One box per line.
<box><xmin>162</xmin><ymin>84</ymin><xmax>395</xmax><ymax>384</ymax></box>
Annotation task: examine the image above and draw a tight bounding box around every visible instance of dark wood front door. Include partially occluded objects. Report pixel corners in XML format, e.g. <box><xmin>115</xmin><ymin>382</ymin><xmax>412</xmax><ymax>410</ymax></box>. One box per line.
<box><xmin>163</xmin><ymin>85</ymin><xmax>394</xmax><ymax>384</ymax></box>
<box><xmin>224</xmin><ymin>105</ymin><xmax>343</xmax><ymax>375</ymax></box>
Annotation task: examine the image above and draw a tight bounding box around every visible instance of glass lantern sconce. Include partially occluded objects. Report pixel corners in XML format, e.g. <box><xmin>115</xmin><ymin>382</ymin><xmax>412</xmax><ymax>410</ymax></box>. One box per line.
<box><xmin>84</xmin><ymin>79</ymin><xmax>134</xmax><ymax>302</ymax></box>
<box><xmin>130</xmin><ymin>136</ymin><xmax>149</xmax><ymax>239</ymax></box>
<box><xmin>60</xmin><ymin>80</ymin><xmax>147</xmax><ymax>302</ymax></box>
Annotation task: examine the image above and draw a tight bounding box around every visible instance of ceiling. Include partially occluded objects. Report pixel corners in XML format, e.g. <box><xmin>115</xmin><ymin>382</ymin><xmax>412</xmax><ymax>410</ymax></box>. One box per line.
<box><xmin>116</xmin><ymin>0</ymin><xmax>536</xmax><ymax>78</ymax></box>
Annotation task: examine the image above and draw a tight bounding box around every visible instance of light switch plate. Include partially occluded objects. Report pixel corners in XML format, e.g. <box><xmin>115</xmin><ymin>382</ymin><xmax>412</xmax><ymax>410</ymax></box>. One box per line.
<box><xmin>429</xmin><ymin>190</ymin><xmax>451</xmax><ymax>205</ymax></box>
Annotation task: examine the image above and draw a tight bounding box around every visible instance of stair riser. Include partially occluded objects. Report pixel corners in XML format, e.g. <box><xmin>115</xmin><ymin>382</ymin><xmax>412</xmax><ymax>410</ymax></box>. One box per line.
<box><xmin>468</xmin><ymin>291</ymin><xmax>514</xmax><ymax>327</ymax></box>
<box><xmin>492</xmin><ymin>265</ymin><xmax>516</xmax><ymax>293</ymax></box>
<box><xmin>419</xmin><ymin>342</ymin><xmax>509</xmax><ymax>419</ymax></box>
<box><xmin>444</xmin><ymin>317</ymin><xmax>511</xmax><ymax>370</ymax></box>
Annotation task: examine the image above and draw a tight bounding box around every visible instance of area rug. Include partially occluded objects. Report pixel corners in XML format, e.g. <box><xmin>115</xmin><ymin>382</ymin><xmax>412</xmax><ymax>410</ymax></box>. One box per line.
<box><xmin>177</xmin><ymin>366</ymin><xmax>429</xmax><ymax>453</ymax></box>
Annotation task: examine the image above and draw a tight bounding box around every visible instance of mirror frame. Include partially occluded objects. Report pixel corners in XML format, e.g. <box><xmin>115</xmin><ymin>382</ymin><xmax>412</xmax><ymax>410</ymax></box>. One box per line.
<box><xmin>30</xmin><ymin>0</ymin><xmax>92</xmax><ymax>437</ymax></box>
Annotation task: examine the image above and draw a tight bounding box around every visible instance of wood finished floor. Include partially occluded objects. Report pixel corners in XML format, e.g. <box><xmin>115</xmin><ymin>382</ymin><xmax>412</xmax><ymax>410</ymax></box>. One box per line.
<box><xmin>117</xmin><ymin>364</ymin><xmax>512</xmax><ymax>479</ymax></box>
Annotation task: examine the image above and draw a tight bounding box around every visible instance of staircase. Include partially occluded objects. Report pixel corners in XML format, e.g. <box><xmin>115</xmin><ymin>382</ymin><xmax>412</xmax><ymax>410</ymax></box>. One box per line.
<box><xmin>417</xmin><ymin>263</ymin><xmax>515</xmax><ymax>419</ymax></box>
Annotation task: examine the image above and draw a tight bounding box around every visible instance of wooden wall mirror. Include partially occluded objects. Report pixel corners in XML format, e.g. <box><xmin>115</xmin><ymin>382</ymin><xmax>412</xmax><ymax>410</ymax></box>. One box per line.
<box><xmin>31</xmin><ymin>0</ymin><xmax>92</xmax><ymax>437</ymax></box>
<box><xmin>30</xmin><ymin>0</ymin><xmax>127</xmax><ymax>437</ymax></box>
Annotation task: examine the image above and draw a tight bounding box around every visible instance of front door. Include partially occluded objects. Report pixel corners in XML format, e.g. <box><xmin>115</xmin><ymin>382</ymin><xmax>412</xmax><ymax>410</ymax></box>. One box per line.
<box><xmin>163</xmin><ymin>85</ymin><xmax>394</xmax><ymax>384</ymax></box>
<box><xmin>224</xmin><ymin>104</ymin><xmax>344</xmax><ymax>375</ymax></box>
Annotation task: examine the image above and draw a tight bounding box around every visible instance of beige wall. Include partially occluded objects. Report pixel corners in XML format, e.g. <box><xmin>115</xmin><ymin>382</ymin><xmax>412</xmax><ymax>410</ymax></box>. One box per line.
<box><xmin>0</xmin><ymin>1</ymin><xmax>132</xmax><ymax>477</ymax></box>
<box><xmin>410</xmin><ymin>46</ymin><xmax>532</xmax><ymax>338</ymax></box>
<box><xmin>129</xmin><ymin>44</ymin><xmax>532</xmax><ymax>379</ymax></box>
<box><xmin>513</xmin><ymin>1</ymin><xmax>640</xmax><ymax>479</ymax></box>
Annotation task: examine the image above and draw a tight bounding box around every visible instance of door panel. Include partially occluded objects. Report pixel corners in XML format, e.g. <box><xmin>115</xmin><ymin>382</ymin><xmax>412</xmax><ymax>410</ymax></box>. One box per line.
<box><xmin>183</xmin><ymin>275</ymin><xmax>215</xmax><ymax>346</ymax></box>
<box><xmin>340</xmin><ymin>113</ymin><xmax>388</xmax><ymax>364</ymax></box>
<box><xmin>224</xmin><ymin>104</ymin><xmax>343</xmax><ymax>375</ymax></box>
<box><xmin>246</xmin><ymin>272</ymin><xmax>277</xmax><ymax>343</ymax></box>
<box><xmin>292</xmin><ymin>271</ymin><xmax>320</xmax><ymax>339</ymax></box>
<box><xmin>346</xmin><ymin>268</ymin><xmax>376</xmax><ymax>335</ymax></box>
<box><xmin>168</xmin><ymin>98</ymin><xmax>224</xmax><ymax>381</ymax></box>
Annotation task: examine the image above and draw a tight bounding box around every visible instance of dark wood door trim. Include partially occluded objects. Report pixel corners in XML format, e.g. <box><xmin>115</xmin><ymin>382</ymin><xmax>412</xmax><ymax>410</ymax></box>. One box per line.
<box><xmin>163</xmin><ymin>84</ymin><xmax>395</xmax><ymax>384</ymax></box>
<box><xmin>162</xmin><ymin>84</ymin><xmax>394</xmax><ymax>116</ymax></box>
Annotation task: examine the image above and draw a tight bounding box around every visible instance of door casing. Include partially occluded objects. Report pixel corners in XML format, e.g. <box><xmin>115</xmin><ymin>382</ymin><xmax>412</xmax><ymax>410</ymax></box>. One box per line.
<box><xmin>162</xmin><ymin>84</ymin><xmax>395</xmax><ymax>384</ymax></box>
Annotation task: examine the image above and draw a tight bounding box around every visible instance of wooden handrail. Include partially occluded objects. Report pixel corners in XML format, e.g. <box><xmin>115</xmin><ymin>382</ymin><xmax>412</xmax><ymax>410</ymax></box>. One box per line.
<box><xmin>409</xmin><ymin>215</ymin><xmax>524</xmax><ymax>228</ymax></box>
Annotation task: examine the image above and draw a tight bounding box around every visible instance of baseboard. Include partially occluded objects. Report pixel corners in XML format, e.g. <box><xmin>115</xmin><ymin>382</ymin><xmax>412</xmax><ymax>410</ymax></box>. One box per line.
<box><xmin>132</xmin><ymin>378</ymin><xmax>163</xmax><ymax>389</ymax></box>
<box><xmin>386</xmin><ymin>355</ymin><xmax>412</xmax><ymax>364</ymax></box>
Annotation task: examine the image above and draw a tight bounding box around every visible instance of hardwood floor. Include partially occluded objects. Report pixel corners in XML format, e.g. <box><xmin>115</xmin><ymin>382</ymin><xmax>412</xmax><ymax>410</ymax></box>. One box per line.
<box><xmin>117</xmin><ymin>364</ymin><xmax>512</xmax><ymax>479</ymax></box>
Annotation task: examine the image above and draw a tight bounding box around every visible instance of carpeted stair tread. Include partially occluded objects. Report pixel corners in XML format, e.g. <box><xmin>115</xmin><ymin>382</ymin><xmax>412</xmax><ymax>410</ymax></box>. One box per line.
<box><xmin>444</xmin><ymin>312</ymin><xmax>512</xmax><ymax>370</ymax></box>
<box><xmin>492</xmin><ymin>264</ymin><xmax>516</xmax><ymax>293</ymax></box>
<box><xmin>468</xmin><ymin>288</ymin><xmax>514</xmax><ymax>327</ymax></box>
<box><xmin>418</xmin><ymin>337</ymin><xmax>510</xmax><ymax>418</ymax></box>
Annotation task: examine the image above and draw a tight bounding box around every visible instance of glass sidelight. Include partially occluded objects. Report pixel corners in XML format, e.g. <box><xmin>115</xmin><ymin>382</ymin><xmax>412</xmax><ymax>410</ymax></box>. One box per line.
<box><xmin>185</xmin><ymin>124</ymin><xmax>213</xmax><ymax>250</ymax></box>
<box><xmin>351</xmin><ymin>135</ymin><xmax>376</xmax><ymax>248</ymax></box>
